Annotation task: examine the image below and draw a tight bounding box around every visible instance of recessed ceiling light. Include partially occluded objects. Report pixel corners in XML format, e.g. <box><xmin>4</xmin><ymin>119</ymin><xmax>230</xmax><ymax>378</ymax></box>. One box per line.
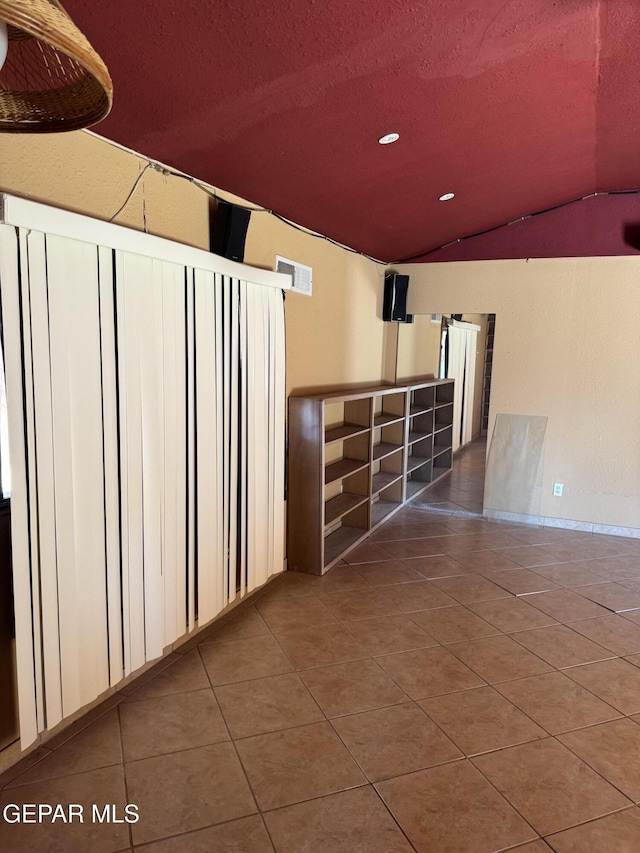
<box><xmin>378</xmin><ymin>132</ymin><xmax>400</xmax><ymax>145</ymax></box>
<box><xmin>439</xmin><ymin>192</ymin><xmax>455</xmax><ymax>201</ymax></box>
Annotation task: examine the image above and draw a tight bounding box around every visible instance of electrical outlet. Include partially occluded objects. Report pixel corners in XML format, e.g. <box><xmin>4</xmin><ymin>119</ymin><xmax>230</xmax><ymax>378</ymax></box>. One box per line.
<box><xmin>553</xmin><ymin>482</ymin><xmax>564</xmax><ymax>497</ymax></box>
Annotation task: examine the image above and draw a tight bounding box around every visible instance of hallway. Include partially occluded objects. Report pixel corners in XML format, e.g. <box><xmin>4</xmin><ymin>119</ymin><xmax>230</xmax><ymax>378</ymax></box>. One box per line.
<box><xmin>3</xmin><ymin>448</ymin><xmax>640</xmax><ymax>850</ymax></box>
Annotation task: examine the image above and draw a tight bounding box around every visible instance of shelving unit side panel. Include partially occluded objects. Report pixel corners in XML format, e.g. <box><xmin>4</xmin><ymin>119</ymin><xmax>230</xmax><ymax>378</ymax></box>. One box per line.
<box><xmin>287</xmin><ymin>398</ymin><xmax>324</xmax><ymax>574</ymax></box>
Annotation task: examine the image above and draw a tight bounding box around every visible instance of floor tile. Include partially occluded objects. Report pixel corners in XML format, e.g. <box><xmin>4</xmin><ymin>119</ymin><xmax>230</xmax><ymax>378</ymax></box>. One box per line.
<box><xmin>331</xmin><ymin>701</ymin><xmax>461</xmax><ymax>781</ymax></box>
<box><xmin>6</xmin><ymin>709</ymin><xmax>122</xmax><ymax>787</ymax></box>
<box><xmin>482</xmin><ymin>568</ymin><xmax>559</xmax><ymax>595</ymax></box>
<box><xmin>380</xmin><ymin>537</ymin><xmax>448</xmax><ymax>559</ymax></box>
<box><xmin>376</xmin><ymin>760</ymin><xmax>536</xmax><ymax>853</ymax></box>
<box><xmin>139</xmin><ymin>815</ymin><xmax>274</xmax><ymax>852</ymax></box>
<box><xmin>344</xmin><ymin>541</ymin><xmax>395</xmax><ymax>564</ymax></box>
<box><xmin>447</xmin><ymin>635</ymin><xmax>552</xmax><ymax>683</ymax></box>
<box><xmin>354</xmin><ymin>559</ymin><xmax>427</xmax><ymax>586</ymax></box>
<box><xmin>473</xmin><ymin>738</ymin><xmax>630</xmax><ymax>835</ymax></box>
<box><xmin>202</xmin><ymin>604</ymin><xmax>271</xmax><ymax>644</ymax></box>
<box><xmin>375</xmin><ymin>521</ymin><xmax>457</xmax><ymax>541</ymax></box>
<box><xmin>438</xmin><ymin>531</ymin><xmax>523</xmax><ymax>553</ymax></box>
<box><xmin>215</xmin><ymin>673</ymin><xmax>323</xmax><ymax>739</ymax></box>
<box><xmin>123</xmin><ymin>650</ymin><xmax>210</xmax><ymax>701</ymax></box>
<box><xmin>420</xmin><ymin>686</ymin><xmax>547</xmax><ymax>756</ymax></box>
<box><xmin>491</xmin><ymin>545</ymin><xmax>560</xmax><ymax>568</ymax></box>
<box><xmin>343</xmin><ymin>613</ymin><xmax>438</xmax><ymax>655</ymax></box>
<box><xmin>199</xmin><ymin>635</ymin><xmax>294</xmax><ymax>685</ymax></box>
<box><xmin>0</xmin><ymin>765</ymin><xmax>129</xmax><ymax>853</ymax></box>
<box><xmin>469</xmin><ymin>597</ymin><xmax>557</xmax><ymax>632</ymax></box>
<box><xmin>510</xmin><ymin>624</ymin><xmax>614</xmax><ymax>669</ymax></box>
<box><xmin>299</xmin><ymin>659</ymin><xmax>407</xmax><ymax>717</ymax></box>
<box><xmin>255</xmin><ymin>595</ymin><xmax>338</xmax><ymax>633</ymax></box>
<box><xmin>318</xmin><ymin>588</ymin><xmax>400</xmax><ymax>621</ymax></box>
<box><xmin>559</xmin><ymin>719</ymin><xmax>640</xmax><ymax>800</ymax></box>
<box><xmin>263</xmin><ymin>786</ymin><xmax>414</xmax><ymax>853</ymax></box>
<box><xmin>573</xmin><ymin>582</ymin><xmax>640</xmax><ymax>612</ymax></box>
<box><xmin>584</xmin><ymin>555</ymin><xmax>640</xmax><ymax>581</ymax></box>
<box><xmin>376</xmin><ymin>646</ymin><xmax>484</xmax><ymax>699</ymax></box>
<box><xmin>496</xmin><ymin>671</ymin><xmax>620</xmax><ymax>734</ymax></box>
<box><xmin>513</xmin><ymin>842</ymin><xmax>553</xmax><ymax>852</ymax></box>
<box><xmin>545</xmin><ymin>808</ymin><xmax>640</xmax><ymax>853</ymax></box>
<box><xmin>432</xmin><ymin>575</ymin><xmax>512</xmax><ymax>603</ymax></box>
<box><xmin>255</xmin><ymin>572</ymin><xmax>318</xmax><ymax>600</ymax></box>
<box><xmin>411</xmin><ymin>605</ymin><xmax>500</xmax><ymax>643</ymax></box>
<box><xmin>533</xmin><ymin>562</ymin><xmax>610</xmax><ymax>588</ymax></box>
<box><xmin>403</xmin><ymin>554</ymin><xmax>471</xmax><ymax>578</ymax></box>
<box><xmin>235</xmin><ymin>721</ymin><xmax>365</xmax><ymax>810</ymax></box>
<box><xmin>311</xmin><ymin>565</ymin><xmax>372</xmax><ymax>593</ymax></box>
<box><xmin>381</xmin><ymin>580</ymin><xmax>458</xmax><ymax>612</ymax></box>
<box><xmin>524</xmin><ymin>589</ymin><xmax>610</xmax><ymax>622</ymax></box>
<box><xmin>450</xmin><ymin>549</ymin><xmax>521</xmax><ymax>573</ymax></box>
<box><xmin>566</xmin><ymin>658</ymin><xmax>640</xmax><ymax>714</ymax></box>
<box><xmin>272</xmin><ymin>622</ymin><xmax>368</xmax><ymax>669</ymax></box>
<box><xmin>119</xmin><ymin>689</ymin><xmax>228</xmax><ymax>762</ymax></box>
<box><xmin>126</xmin><ymin>742</ymin><xmax>256</xmax><ymax>844</ymax></box>
<box><xmin>570</xmin><ymin>614</ymin><xmax>640</xmax><ymax>655</ymax></box>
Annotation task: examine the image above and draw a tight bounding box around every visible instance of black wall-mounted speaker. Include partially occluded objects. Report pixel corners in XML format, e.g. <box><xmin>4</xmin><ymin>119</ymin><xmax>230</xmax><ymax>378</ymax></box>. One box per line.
<box><xmin>210</xmin><ymin>201</ymin><xmax>251</xmax><ymax>262</ymax></box>
<box><xmin>383</xmin><ymin>273</ymin><xmax>410</xmax><ymax>322</ymax></box>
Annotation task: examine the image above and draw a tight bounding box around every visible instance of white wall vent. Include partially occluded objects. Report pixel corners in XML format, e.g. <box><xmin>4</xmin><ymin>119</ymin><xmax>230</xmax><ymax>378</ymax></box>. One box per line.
<box><xmin>430</xmin><ymin>314</ymin><xmax>442</xmax><ymax>323</ymax></box>
<box><xmin>276</xmin><ymin>255</ymin><xmax>312</xmax><ymax>296</ymax></box>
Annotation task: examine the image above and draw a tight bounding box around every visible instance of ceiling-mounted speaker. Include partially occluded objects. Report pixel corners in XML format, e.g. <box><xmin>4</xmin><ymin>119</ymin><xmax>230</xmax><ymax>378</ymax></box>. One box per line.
<box><xmin>383</xmin><ymin>273</ymin><xmax>410</xmax><ymax>322</ymax></box>
<box><xmin>210</xmin><ymin>200</ymin><xmax>251</xmax><ymax>263</ymax></box>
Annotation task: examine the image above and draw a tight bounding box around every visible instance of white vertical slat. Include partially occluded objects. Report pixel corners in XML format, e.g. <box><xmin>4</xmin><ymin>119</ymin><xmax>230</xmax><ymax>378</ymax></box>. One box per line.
<box><xmin>248</xmin><ymin>283</ymin><xmax>269</xmax><ymax>590</ymax></box>
<box><xmin>271</xmin><ymin>286</ymin><xmax>286</xmax><ymax>579</ymax></box>
<box><xmin>221</xmin><ymin>275</ymin><xmax>232</xmax><ymax>608</ymax></box>
<box><xmin>227</xmin><ymin>279</ymin><xmax>239</xmax><ymax>602</ymax></box>
<box><xmin>25</xmin><ymin>231</ymin><xmax>63</xmax><ymax>729</ymax></box>
<box><xmin>162</xmin><ymin>262</ymin><xmax>187</xmax><ymax>645</ymax></box>
<box><xmin>0</xmin><ymin>225</ymin><xmax>38</xmax><ymax>747</ymax></box>
<box><xmin>114</xmin><ymin>251</ymin><xmax>132</xmax><ymax>675</ymax></box>
<box><xmin>97</xmin><ymin>246</ymin><xmax>123</xmax><ymax>686</ymax></box>
<box><xmin>194</xmin><ymin>268</ymin><xmax>220</xmax><ymax>624</ymax></box>
<box><xmin>186</xmin><ymin>269</ymin><xmax>196</xmax><ymax>632</ymax></box>
<box><xmin>214</xmin><ymin>274</ymin><xmax>226</xmax><ymax>613</ymax></box>
<box><xmin>46</xmin><ymin>235</ymin><xmax>109</xmax><ymax>716</ymax></box>
<box><xmin>117</xmin><ymin>252</ymin><xmax>145</xmax><ymax>673</ymax></box>
<box><xmin>238</xmin><ymin>280</ymin><xmax>248</xmax><ymax>598</ymax></box>
<box><xmin>140</xmin><ymin>259</ymin><xmax>164</xmax><ymax>662</ymax></box>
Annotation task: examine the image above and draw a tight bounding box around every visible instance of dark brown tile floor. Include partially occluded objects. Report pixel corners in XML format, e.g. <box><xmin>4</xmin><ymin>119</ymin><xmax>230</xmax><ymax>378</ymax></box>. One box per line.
<box><xmin>4</xmin><ymin>440</ymin><xmax>640</xmax><ymax>851</ymax></box>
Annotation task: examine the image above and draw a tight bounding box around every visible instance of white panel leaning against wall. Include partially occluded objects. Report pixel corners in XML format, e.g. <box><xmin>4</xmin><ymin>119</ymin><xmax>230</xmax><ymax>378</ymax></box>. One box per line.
<box><xmin>0</xmin><ymin>195</ymin><xmax>288</xmax><ymax>748</ymax></box>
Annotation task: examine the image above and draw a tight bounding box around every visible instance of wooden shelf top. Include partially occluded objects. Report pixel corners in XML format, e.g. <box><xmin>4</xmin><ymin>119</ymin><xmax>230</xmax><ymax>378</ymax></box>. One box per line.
<box><xmin>324</xmin><ymin>493</ymin><xmax>368</xmax><ymax>528</ymax></box>
<box><xmin>373</xmin><ymin>442</ymin><xmax>403</xmax><ymax>461</ymax></box>
<box><xmin>374</xmin><ymin>413</ymin><xmax>404</xmax><ymax>427</ymax></box>
<box><xmin>325</xmin><ymin>457</ymin><xmax>369</xmax><ymax>484</ymax></box>
<box><xmin>295</xmin><ymin>384</ymin><xmax>408</xmax><ymax>403</ymax></box>
<box><xmin>371</xmin><ymin>471</ymin><xmax>403</xmax><ymax>496</ymax></box>
<box><xmin>407</xmin><ymin>455</ymin><xmax>431</xmax><ymax>473</ymax></box>
<box><xmin>325</xmin><ymin>423</ymin><xmax>370</xmax><ymax>444</ymax></box>
<box><xmin>324</xmin><ymin>525</ymin><xmax>367</xmax><ymax>567</ymax></box>
<box><xmin>408</xmin><ymin>431</ymin><xmax>432</xmax><ymax>444</ymax></box>
<box><xmin>371</xmin><ymin>500</ymin><xmax>402</xmax><ymax>528</ymax></box>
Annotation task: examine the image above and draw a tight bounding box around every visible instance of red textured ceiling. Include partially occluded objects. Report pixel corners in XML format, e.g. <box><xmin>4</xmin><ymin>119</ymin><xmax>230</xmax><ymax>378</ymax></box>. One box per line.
<box><xmin>63</xmin><ymin>0</ymin><xmax>640</xmax><ymax>262</ymax></box>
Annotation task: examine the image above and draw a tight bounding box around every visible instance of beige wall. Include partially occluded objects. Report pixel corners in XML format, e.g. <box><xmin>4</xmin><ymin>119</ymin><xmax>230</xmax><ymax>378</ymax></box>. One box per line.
<box><xmin>0</xmin><ymin>130</ymin><xmax>399</xmax><ymax>398</ymax></box>
<box><xmin>402</xmin><ymin>258</ymin><xmax>640</xmax><ymax>529</ymax></box>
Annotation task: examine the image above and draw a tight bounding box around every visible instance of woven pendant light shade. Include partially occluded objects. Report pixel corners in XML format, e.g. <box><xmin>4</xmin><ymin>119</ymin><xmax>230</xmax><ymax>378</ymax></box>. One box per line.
<box><xmin>0</xmin><ymin>0</ymin><xmax>112</xmax><ymax>133</ymax></box>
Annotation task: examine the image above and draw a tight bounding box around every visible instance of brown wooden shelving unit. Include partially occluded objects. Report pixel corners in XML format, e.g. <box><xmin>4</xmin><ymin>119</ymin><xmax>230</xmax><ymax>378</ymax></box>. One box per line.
<box><xmin>287</xmin><ymin>378</ymin><xmax>454</xmax><ymax>574</ymax></box>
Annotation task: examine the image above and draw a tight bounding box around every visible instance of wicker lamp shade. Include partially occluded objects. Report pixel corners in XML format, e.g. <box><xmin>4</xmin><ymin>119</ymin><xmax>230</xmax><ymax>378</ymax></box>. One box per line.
<box><xmin>0</xmin><ymin>0</ymin><xmax>112</xmax><ymax>133</ymax></box>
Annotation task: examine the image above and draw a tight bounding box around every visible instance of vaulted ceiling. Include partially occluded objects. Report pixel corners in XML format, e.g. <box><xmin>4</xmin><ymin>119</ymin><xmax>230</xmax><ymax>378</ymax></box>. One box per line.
<box><xmin>67</xmin><ymin>0</ymin><xmax>640</xmax><ymax>263</ymax></box>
